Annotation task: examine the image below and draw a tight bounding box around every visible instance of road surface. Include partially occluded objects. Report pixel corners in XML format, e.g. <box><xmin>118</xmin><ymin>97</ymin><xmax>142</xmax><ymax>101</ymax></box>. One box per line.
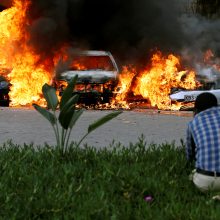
<box><xmin>0</xmin><ymin>107</ymin><xmax>193</xmax><ymax>148</ymax></box>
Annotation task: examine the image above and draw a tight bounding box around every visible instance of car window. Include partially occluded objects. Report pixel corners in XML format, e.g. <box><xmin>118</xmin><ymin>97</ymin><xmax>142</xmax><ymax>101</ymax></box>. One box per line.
<box><xmin>70</xmin><ymin>56</ymin><xmax>115</xmax><ymax>71</ymax></box>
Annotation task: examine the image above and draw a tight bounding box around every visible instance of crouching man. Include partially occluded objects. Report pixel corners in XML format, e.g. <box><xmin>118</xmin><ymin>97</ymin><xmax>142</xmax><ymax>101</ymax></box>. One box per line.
<box><xmin>186</xmin><ymin>92</ymin><xmax>220</xmax><ymax>192</ymax></box>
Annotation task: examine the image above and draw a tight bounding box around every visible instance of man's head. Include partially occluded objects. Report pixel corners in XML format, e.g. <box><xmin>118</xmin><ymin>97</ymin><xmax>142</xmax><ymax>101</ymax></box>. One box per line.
<box><xmin>194</xmin><ymin>92</ymin><xmax>218</xmax><ymax>115</ymax></box>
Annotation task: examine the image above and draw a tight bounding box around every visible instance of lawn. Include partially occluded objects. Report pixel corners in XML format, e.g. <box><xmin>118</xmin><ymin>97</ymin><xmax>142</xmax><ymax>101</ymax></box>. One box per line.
<box><xmin>0</xmin><ymin>137</ymin><xmax>219</xmax><ymax>219</ymax></box>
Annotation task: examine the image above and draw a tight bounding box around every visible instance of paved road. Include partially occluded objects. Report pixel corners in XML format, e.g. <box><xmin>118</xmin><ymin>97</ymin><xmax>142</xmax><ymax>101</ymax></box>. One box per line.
<box><xmin>0</xmin><ymin>107</ymin><xmax>193</xmax><ymax>148</ymax></box>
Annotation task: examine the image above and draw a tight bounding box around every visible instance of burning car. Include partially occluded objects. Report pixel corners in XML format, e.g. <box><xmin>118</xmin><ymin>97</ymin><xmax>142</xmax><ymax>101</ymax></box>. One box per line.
<box><xmin>169</xmin><ymin>60</ymin><xmax>220</xmax><ymax>110</ymax></box>
<box><xmin>170</xmin><ymin>79</ymin><xmax>220</xmax><ymax>107</ymax></box>
<box><xmin>0</xmin><ymin>75</ymin><xmax>10</xmax><ymax>107</ymax></box>
<box><xmin>54</xmin><ymin>50</ymin><xmax>120</xmax><ymax>106</ymax></box>
<box><xmin>170</xmin><ymin>89</ymin><xmax>220</xmax><ymax>106</ymax></box>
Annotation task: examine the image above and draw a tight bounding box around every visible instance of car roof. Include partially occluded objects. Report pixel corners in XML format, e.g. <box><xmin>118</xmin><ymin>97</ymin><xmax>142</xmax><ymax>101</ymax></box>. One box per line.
<box><xmin>74</xmin><ymin>50</ymin><xmax>111</xmax><ymax>56</ymax></box>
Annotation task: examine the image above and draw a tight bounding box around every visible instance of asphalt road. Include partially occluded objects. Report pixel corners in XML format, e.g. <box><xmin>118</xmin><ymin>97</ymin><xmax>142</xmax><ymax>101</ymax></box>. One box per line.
<box><xmin>0</xmin><ymin>107</ymin><xmax>193</xmax><ymax>148</ymax></box>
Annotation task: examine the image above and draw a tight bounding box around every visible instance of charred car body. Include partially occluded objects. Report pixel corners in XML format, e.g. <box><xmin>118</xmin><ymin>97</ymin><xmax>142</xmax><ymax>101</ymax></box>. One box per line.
<box><xmin>0</xmin><ymin>69</ymin><xmax>10</xmax><ymax>107</ymax></box>
<box><xmin>54</xmin><ymin>50</ymin><xmax>120</xmax><ymax>106</ymax></box>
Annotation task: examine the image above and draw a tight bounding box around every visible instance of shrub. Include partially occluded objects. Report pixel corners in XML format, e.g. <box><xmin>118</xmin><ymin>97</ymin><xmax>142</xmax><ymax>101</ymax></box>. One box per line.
<box><xmin>33</xmin><ymin>75</ymin><xmax>122</xmax><ymax>153</ymax></box>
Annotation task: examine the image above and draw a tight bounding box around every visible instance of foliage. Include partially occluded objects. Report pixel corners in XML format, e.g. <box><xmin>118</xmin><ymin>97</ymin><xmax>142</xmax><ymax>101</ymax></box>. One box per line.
<box><xmin>0</xmin><ymin>140</ymin><xmax>219</xmax><ymax>219</ymax></box>
<box><xmin>33</xmin><ymin>75</ymin><xmax>122</xmax><ymax>153</ymax></box>
<box><xmin>190</xmin><ymin>0</ymin><xmax>220</xmax><ymax>18</ymax></box>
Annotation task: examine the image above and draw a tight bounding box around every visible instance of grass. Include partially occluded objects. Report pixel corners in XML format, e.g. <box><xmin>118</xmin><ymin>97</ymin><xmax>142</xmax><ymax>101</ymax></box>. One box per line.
<box><xmin>0</xmin><ymin>138</ymin><xmax>219</xmax><ymax>219</ymax></box>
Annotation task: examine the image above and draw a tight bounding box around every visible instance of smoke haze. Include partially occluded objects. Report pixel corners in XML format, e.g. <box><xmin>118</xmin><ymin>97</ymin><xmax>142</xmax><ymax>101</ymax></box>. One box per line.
<box><xmin>6</xmin><ymin>0</ymin><xmax>220</xmax><ymax>66</ymax></box>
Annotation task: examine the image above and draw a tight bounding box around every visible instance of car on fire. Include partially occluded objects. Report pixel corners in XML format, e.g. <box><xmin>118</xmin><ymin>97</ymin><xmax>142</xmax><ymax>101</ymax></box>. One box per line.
<box><xmin>0</xmin><ymin>75</ymin><xmax>10</xmax><ymax>107</ymax></box>
<box><xmin>170</xmin><ymin>80</ymin><xmax>220</xmax><ymax>107</ymax></box>
<box><xmin>170</xmin><ymin>65</ymin><xmax>220</xmax><ymax>109</ymax></box>
<box><xmin>53</xmin><ymin>50</ymin><xmax>120</xmax><ymax>106</ymax></box>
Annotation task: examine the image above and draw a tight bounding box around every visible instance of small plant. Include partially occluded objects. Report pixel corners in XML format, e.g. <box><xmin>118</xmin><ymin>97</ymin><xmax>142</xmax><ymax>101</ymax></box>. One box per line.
<box><xmin>33</xmin><ymin>75</ymin><xmax>122</xmax><ymax>153</ymax></box>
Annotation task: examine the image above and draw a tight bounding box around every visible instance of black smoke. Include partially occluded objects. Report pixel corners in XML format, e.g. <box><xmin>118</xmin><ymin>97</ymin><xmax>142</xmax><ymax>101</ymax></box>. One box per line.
<box><xmin>0</xmin><ymin>5</ymin><xmax>7</xmax><ymax>12</ymax></box>
<box><xmin>23</xmin><ymin>0</ymin><xmax>220</xmax><ymax>67</ymax></box>
<box><xmin>26</xmin><ymin>0</ymin><xmax>70</xmax><ymax>62</ymax></box>
<box><xmin>67</xmin><ymin>0</ymin><xmax>186</xmax><ymax>65</ymax></box>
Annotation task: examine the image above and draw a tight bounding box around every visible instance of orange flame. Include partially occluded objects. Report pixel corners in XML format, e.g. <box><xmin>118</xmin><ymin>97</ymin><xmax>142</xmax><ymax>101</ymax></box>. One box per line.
<box><xmin>204</xmin><ymin>49</ymin><xmax>214</xmax><ymax>63</ymax></box>
<box><xmin>0</xmin><ymin>0</ymin><xmax>51</xmax><ymax>106</ymax></box>
<box><xmin>71</xmin><ymin>62</ymin><xmax>86</xmax><ymax>70</ymax></box>
<box><xmin>0</xmin><ymin>1</ymin><xmax>201</xmax><ymax>110</ymax></box>
<box><xmin>115</xmin><ymin>66</ymin><xmax>135</xmax><ymax>99</ymax></box>
<box><xmin>108</xmin><ymin>66</ymin><xmax>136</xmax><ymax>109</ymax></box>
<box><xmin>115</xmin><ymin>51</ymin><xmax>199</xmax><ymax>110</ymax></box>
<box><xmin>203</xmin><ymin>49</ymin><xmax>220</xmax><ymax>72</ymax></box>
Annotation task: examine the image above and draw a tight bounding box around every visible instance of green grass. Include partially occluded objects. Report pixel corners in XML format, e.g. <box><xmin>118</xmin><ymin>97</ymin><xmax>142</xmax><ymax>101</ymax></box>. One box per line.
<box><xmin>0</xmin><ymin>138</ymin><xmax>219</xmax><ymax>219</ymax></box>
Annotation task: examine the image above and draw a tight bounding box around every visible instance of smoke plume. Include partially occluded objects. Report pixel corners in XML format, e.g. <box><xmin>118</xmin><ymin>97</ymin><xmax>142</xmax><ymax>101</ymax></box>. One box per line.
<box><xmin>9</xmin><ymin>0</ymin><xmax>220</xmax><ymax>67</ymax></box>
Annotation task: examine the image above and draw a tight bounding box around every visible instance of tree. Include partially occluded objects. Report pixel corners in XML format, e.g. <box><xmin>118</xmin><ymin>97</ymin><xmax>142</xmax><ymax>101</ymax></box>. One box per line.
<box><xmin>192</xmin><ymin>0</ymin><xmax>220</xmax><ymax>18</ymax></box>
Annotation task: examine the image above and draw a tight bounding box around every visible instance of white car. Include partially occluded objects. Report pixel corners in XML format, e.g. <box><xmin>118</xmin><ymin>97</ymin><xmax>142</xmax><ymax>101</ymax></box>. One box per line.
<box><xmin>170</xmin><ymin>89</ymin><xmax>220</xmax><ymax>105</ymax></box>
<box><xmin>54</xmin><ymin>50</ymin><xmax>120</xmax><ymax>105</ymax></box>
<box><xmin>56</xmin><ymin>50</ymin><xmax>119</xmax><ymax>84</ymax></box>
<box><xmin>170</xmin><ymin>66</ymin><xmax>220</xmax><ymax>107</ymax></box>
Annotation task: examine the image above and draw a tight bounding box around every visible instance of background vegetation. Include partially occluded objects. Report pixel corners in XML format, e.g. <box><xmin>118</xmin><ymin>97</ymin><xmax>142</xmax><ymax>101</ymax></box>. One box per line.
<box><xmin>190</xmin><ymin>0</ymin><xmax>220</xmax><ymax>18</ymax></box>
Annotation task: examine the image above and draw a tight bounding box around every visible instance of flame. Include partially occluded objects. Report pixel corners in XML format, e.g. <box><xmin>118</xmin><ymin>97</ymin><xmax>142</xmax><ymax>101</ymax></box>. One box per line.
<box><xmin>0</xmin><ymin>1</ymin><xmax>22</xmax><ymax>69</ymax></box>
<box><xmin>0</xmin><ymin>1</ymin><xmax>202</xmax><ymax>110</ymax></box>
<box><xmin>203</xmin><ymin>49</ymin><xmax>220</xmax><ymax>72</ymax></box>
<box><xmin>115</xmin><ymin>51</ymin><xmax>199</xmax><ymax>110</ymax></box>
<box><xmin>71</xmin><ymin>62</ymin><xmax>86</xmax><ymax>70</ymax></box>
<box><xmin>115</xmin><ymin>66</ymin><xmax>135</xmax><ymax>100</ymax></box>
<box><xmin>108</xmin><ymin>66</ymin><xmax>135</xmax><ymax>109</ymax></box>
<box><xmin>204</xmin><ymin>49</ymin><xmax>214</xmax><ymax>63</ymax></box>
<box><xmin>0</xmin><ymin>0</ymin><xmax>51</xmax><ymax>106</ymax></box>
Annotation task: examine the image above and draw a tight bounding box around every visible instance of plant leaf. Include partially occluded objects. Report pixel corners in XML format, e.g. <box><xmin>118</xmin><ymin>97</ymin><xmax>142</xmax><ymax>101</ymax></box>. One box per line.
<box><xmin>59</xmin><ymin>95</ymin><xmax>79</xmax><ymax>129</ymax></box>
<box><xmin>60</xmin><ymin>107</ymin><xmax>75</xmax><ymax>129</ymax></box>
<box><xmin>60</xmin><ymin>75</ymin><xmax>78</xmax><ymax>110</ymax></box>
<box><xmin>69</xmin><ymin>109</ymin><xmax>84</xmax><ymax>129</ymax></box>
<box><xmin>33</xmin><ymin>104</ymin><xmax>56</xmax><ymax>125</ymax></box>
<box><xmin>42</xmin><ymin>84</ymin><xmax>59</xmax><ymax>111</ymax></box>
<box><xmin>88</xmin><ymin>111</ymin><xmax>122</xmax><ymax>134</ymax></box>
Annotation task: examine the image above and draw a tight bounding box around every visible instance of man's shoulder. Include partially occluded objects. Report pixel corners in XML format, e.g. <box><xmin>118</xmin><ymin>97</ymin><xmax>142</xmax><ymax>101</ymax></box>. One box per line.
<box><xmin>192</xmin><ymin>106</ymin><xmax>220</xmax><ymax>124</ymax></box>
<box><xmin>198</xmin><ymin>106</ymin><xmax>220</xmax><ymax>116</ymax></box>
